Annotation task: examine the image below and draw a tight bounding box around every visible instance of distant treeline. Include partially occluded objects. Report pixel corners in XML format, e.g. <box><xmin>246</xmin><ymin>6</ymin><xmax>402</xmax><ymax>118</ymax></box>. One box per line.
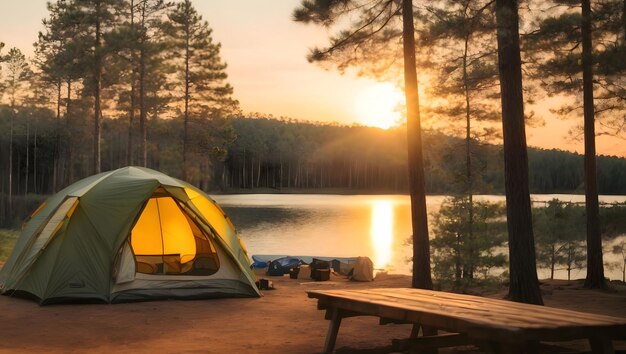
<box><xmin>3</xmin><ymin>114</ymin><xmax>626</xmax><ymax>196</ymax></box>
<box><xmin>222</xmin><ymin>117</ymin><xmax>626</xmax><ymax>195</ymax></box>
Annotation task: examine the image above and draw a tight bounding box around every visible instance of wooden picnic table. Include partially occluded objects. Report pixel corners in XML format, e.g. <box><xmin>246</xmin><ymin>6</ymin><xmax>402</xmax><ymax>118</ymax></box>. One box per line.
<box><xmin>307</xmin><ymin>288</ymin><xmax>626</xmax><ymax>353</ymax></box>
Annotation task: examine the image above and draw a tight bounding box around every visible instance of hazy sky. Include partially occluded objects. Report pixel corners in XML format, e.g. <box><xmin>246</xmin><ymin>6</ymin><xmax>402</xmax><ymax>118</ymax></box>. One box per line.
<box><xmin>0</xmin><ymin>1</ymin><xmax>624</xmax><ymax>157</ymax></box>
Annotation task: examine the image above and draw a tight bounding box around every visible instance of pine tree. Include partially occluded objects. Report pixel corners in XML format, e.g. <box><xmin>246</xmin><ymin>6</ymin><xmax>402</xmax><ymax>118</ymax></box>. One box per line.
<box><xmin>494</xmin><ymin>0</ymin><xmax>543</xmax><ymax>304</ymax></box>
<box><xmin>35</xmin><ymin>0</ymin><xmax>76</xmax><ymax>192</ymax></box>
<box><xmin>64</xmin><ymin>0</ymin><xmax>126</xmax><ymax>174</ymax></box>
<box><xmin>166</xmin><ymin>0</ymin><xmax>238</xmax><ymax>181</ymax></box>
<box><xmin>294</xmin><ymin>0</ymin><xmax>434</xmax><ymax>289</ymax></box>
<box><xmin>3</xmin><ymin>48</ymin><xmax>32</xmax><ymax>208</ymax></box>
<box><xmin>113</xmin><ymin>0</ymin><xmax>140</xmax><ymax>166</ymax></box>
<box><xmin>525</xmin><ymin>0</ymin><xmax>625</xmax><ymax>289</ymax></box>
<box><xmin>133</xmin><ymin>0</ymin><xmax>171</xmax><ymax>166</ymax></box>
<box><xmin>421</xmin><ymin>0</ymin><xmax>500</xmax><ymax>279</ymax></box>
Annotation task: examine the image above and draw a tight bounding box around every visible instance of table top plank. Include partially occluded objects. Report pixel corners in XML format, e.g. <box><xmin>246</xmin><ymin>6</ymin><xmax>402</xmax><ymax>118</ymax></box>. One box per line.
<box><xmin>351</xmin><ymin>289</ymin><xmax>624</xmax><ymax>326</ymax></box>
<box><xmin>390</xmin><ymin>288</ymin><xmax>623</xmax><ymax>322</ymax></box>
<box><xmin>307</xmin><ymin>288</ymin><xmax>626</xmax><ymax>341</ymax></box>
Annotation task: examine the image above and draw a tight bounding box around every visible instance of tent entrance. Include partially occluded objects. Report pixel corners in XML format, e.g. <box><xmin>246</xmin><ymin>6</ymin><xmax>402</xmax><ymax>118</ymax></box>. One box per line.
<box><xmin>130</xmin><ymin>189</ymin><xmax>220</xmax><ymax>276</ymax></box>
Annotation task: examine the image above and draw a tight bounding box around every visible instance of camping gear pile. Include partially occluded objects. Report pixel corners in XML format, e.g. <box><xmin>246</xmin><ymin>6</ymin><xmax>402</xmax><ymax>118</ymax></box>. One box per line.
<box><xmin>0</xmin><ymin>167</ymin><xmax>260</xmax><ymax>304</ymax></box>
<box><xmin>253</xmin><ymin>255</ymin><xmax>374</xmax><ymax>282</ymax></box>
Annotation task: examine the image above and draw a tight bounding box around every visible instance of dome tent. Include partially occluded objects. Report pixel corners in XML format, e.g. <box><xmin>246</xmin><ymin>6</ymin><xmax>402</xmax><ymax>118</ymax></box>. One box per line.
<box><xmin>0</xmin><ymin>167</ymin><xmax>260</xmax><ymax>304</ymax></box>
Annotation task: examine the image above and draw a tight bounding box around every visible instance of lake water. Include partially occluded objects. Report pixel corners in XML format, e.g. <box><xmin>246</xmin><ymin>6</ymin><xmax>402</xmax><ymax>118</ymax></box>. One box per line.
<box><xmin>214</xmin><ymin>194</ymin><xmax>626</xmax><ymax>281</ymax></box>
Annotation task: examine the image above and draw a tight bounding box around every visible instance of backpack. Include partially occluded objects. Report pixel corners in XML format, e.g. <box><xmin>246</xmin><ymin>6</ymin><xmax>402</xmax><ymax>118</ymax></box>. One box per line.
<box><xmin>310</xmin><ymin>258</ymin><xmax>331</xmax><ymax>281</ymax></box>
<box><xmin>267</xmin><ymin>260</ymin><xmax>285</xmax><ymax>276</ymax></box>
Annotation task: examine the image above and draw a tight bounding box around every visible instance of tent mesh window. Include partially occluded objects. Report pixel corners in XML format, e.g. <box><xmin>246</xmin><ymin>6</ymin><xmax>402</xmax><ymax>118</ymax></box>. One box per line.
<box><xmin>130</xmin><ymin>193</ymin><xmax>220</xmax><ymax>276</ymax></box>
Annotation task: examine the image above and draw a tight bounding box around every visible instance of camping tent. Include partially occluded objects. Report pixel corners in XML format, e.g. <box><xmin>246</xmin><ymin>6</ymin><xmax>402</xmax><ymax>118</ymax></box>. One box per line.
<box><xmin>0</xmin><ymin>167</ymin><xmax>260</xmax><ymax>304</ymax></box>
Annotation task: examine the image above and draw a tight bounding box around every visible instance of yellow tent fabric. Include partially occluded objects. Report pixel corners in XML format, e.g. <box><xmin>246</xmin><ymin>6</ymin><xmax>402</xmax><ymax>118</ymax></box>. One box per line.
<box><xmin>131</xmin><ymin>197</ymin><xmax>197</xmax><ymax>262</ymax></box>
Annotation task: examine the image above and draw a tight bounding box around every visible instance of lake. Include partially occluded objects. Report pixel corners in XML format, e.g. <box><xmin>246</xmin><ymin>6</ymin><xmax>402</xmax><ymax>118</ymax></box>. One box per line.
<box><xmin>214</xmin><ymin>194</ymin><xmax>626</xmax><ymax>281</ymax></box>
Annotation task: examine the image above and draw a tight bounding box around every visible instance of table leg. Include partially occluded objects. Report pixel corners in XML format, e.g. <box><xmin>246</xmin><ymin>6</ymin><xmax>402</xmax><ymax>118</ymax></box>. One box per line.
<box><xmin>410</xmin><ymin>324</ymin><xmax>419</xmax><ymax>338</ymax></box>
<box><xmin>589</xmin><ymin>335</ymin><xmax>615</xmax><ymax>354</ymax></box>
<box><xmin>323</xmin><ymin>308</ymin><xmax>343</xmax><ymax>354</ymax></box>
<box><xmin>403</xmin><ymin>325</ymin><xmax>439</xmax><ymax>354</ymax></box>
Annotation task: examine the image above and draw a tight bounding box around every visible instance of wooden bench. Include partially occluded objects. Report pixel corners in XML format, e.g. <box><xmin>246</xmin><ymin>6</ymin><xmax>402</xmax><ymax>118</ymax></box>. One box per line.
<box><xmin>307</xmin><ymin>288</ymin><xmax>626</xmax><ymax>353</ymax></box>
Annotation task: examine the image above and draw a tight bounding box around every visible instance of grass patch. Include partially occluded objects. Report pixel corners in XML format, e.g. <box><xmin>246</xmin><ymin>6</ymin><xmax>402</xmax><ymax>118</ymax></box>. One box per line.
<box><xmin>0</xmin><ymin>229</ymin><xmax>19</xmax><ymax>263</ymax></box>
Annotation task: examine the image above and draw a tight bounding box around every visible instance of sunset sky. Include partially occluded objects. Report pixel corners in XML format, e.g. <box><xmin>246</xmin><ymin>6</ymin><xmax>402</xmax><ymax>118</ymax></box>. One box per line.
<box><xmin>1</xmin><ymin>0</ymin><xmax>624</xmax><ymax>157</ymax></box>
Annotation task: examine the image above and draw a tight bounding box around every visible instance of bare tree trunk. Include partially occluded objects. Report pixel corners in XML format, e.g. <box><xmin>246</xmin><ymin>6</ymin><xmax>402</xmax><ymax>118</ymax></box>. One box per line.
<box><xmin>25</xmin><ymin>115</ymin><xmax>29</xmax><ymax>197</ymax></box>
<box><xmin>581</xmin><ymin>0</ymin><xmax>606</xmax><ymax>289</ymax></box>
<box><xmin>139</xmin><ymin>0</ymin><xmax>148</xmax><ymax>167</ymax></box>
<box><xmin>128</xmin><ymin>86</ymin><xmax>135</xmax><ymax>166</ymax></box>
<box><xmin>93</xmin><ymin>0</ymin><xmax>103</xmax><ymax>174</ymax></box>
<box><xmin>495</xmin><ymin>0</ymin><xmax>543</xmax><ymax>304</ymax></box>
<box><xmin>222</xmin><ymin>164</ymin><xmax>226</xmax><ymax>190</ymax></box>
<box><xmin>182</xmin><ymin>15</ymin><xmax>191</xmax><ymax>180</ymax></box>
<box><xmin>34</xmin><ymin>121</ymin><xmax>38</xmax><ymax>194</ymax></box>
<box><xmin>8</xmin><ymin>110</ymin><xmax>13</xmax><ymax>209</ymax></box>
<box><xmin>403</xmin><ymin>0</ymin><xmax>432</xmax><ymax>290</ymax></box>
<box><xmin>242</xmin><ymin>148</ymin><xmax>246</xmax><ymax>188</ymax></box>
<box><xmin>127</xmin><ymin>0</ymin><xmax>136</xmax><ymax>167</ymax></box>
<box><xmin>462</xmin><ymin>33</ymin><xmax>475</xmax><ymax>280</ymax></box>
<box><xmin>53</xmin><ymin>81</ymin><xmax>62</xmax><ymax>192</ymax></box>
<box><xmin>256</xmin><ymin>159</ymin><xmax>261</xmax><ymax>188</ymax></box>
<box><xmin>550</xmin><ymin>245</ymin><xmax>556</xmax><ymax>280</ymax></box>
<box><xmin>66</xmin><ymin>80</ymin><xmax>74</xmax><ymax>185</ymax></box>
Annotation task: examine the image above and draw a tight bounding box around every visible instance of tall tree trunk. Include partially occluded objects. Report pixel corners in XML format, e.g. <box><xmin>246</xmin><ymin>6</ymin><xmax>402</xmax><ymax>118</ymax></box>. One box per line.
<box><xmin>582</xmin><ymin>0</ymin><xmax>606</xmax><ymax>289</ymax></box>
<box><xmin>256</xmin><ymin>159</ymin><xmax>261</xmax><ymax>188</ymax></box>
<box><xmin>182</xmin><ymin>16</ymin><xmax>191</xmax><ymax>180</ymax></box>
<box><xmin>402</xmin><ymin>0</ymin><xmax>432</xmax><ymax>290</ymax></box>
<box><xmin>53</xmin><ymin>80</ymin><xmax>62</xmax><ymax>192</ymax></box>
<box><xmin>128</xmin><ymin>84</ymin><xmax>136</xmax><ymax>166</ymax></box>
<box><xmin>551</xmin><ymin>245</ymin><xmax>555</xmax><ymax>280</ymax></box>
<box><xmin>495</xmin><ymin>0</ymin><xmax>543</xmax><ymax>305</ymax></box>
<box><xmin>462</xmin><ymin>33</ymin><xmax>475</xmax><ymax>280</ymax></box>
<box><xmin>279</xmin><ymin>154</ymin><xmax>283</xmax><ymax>189</ymax></box>
<box><xmin>455</xmin><ymin>235</ymin><xmax>462</xmax><ymax>281</ymax></box>
<box><xmin>242</xmin><ymin>148</ymin><xmax>246</xmax><ymax>189</ymax></box>
<box><xmin>127</xmin><ymin>0</ymin><xmax>136</xmax><ymax>167</ymax></box>
<box><xmin>25</xmin><ymin>115</ymin><xmax>29</xmax><ymax>197</ymax></box>
<box><xmin>34</xmin><ymin>120</ymin><xmax>38</xmax><ymax>194</ymax></box>
<box><xmin>8</xmin><ymin>109</ymin><xmax>13</xmax><ymax>209</ymax></box>
<box><xmin>93</xmin><ymin>1</ymin><xmax>103</xmax><ymax>174</ymax></box>
<box><xmin>66</xmin><ymin>80</ymin><xmax>74</xmax><ymax>185</ymax></box>
<box><xmin>139</xmin><ymin>0</ymin><xmax>148</xmax><ymax>167</ymax></box>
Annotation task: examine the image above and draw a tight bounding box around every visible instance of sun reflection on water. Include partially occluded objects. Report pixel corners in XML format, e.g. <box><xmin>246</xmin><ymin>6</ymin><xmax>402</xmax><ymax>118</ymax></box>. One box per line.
<box><xmin>370</xmin><ymin>200</ymin><xmax>394</xmax><ymax>269</ymax></box>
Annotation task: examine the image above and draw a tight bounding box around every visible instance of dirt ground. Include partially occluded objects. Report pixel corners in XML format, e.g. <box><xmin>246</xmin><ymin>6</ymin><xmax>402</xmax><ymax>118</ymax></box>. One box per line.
<box><xmin>0</xmin><ymin>272</ymin><xmax>625</xmax><ymax>354</ymax></box>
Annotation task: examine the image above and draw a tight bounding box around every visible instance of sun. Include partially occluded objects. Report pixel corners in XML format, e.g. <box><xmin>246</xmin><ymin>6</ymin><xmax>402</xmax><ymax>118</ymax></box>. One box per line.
<box><xmin>355</xmin><ymin>83</ymin><xmax>404</xmax><ymax>130</ymax></box>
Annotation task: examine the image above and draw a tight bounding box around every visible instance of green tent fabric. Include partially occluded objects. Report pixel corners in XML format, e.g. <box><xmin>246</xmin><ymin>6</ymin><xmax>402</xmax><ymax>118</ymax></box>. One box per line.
<box><xmin>0</xmin><ymin>167</ymin><xmax>260</xmax><ymax>304</ymax></box>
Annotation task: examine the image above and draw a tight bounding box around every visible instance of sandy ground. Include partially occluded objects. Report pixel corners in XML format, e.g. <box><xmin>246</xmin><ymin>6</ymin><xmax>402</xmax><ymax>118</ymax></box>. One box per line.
<box><xmin>0</xmin><ymin>272</ymin><xmax>625</xmax><ymax>354</ymax></box>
